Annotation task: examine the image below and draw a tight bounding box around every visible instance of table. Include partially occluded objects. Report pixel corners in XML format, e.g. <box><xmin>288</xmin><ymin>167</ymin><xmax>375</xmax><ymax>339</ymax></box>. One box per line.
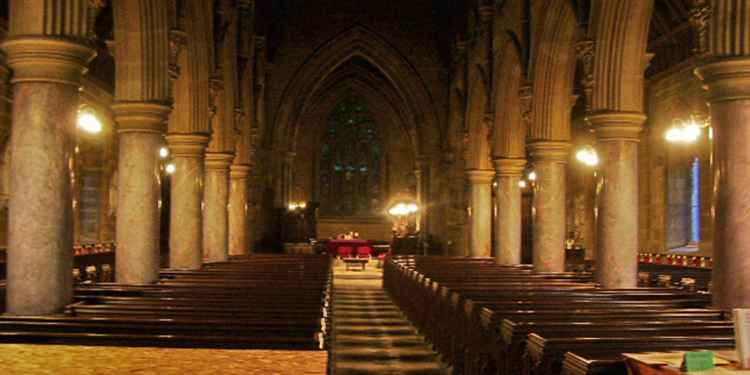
<box><xmin>624</xmin><ymin>350</ymin><xmax>750</xmax><ymax>374</ymax></box>
<box><xmin>343</xmin><ymin>258</ymin><xmax>368</xmax><ymax>271</ymax></box>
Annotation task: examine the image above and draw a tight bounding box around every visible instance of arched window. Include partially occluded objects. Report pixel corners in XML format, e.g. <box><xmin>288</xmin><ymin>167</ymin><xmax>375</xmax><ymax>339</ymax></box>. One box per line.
<box><xmin>667</xmin><ymin>156</ymin><xmax>701</xmax><ymax>250</ymax></box>
<box><xmin>318</xmin><ymin>97</ymin><xmax>383</xmax><ymax>216</ymax></box>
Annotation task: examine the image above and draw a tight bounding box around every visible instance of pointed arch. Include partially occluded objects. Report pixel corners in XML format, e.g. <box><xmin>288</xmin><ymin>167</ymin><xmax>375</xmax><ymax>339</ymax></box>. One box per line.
<box><xmin>529</xmin><ymin>0</ymin><xmax>578</xmax><ymax>141</ymax></box>
<box><xmin>272</xmin><ymin>25</ymin><xmax>440</xmax><ymax>156</ymax></box>
<box><xmin>590</xmin><ymin>0</ymin><xmax>653</xmax><ymax>112</ymax></box>
<box><xmin>493</xmin><ymin>35</ymin><xmax>525</xmax><ymax>159</ymax></box>
<box><xmin>465</xmin><ymin>63</ymin><xmax>492</xmax><ymax>170</ymax></box>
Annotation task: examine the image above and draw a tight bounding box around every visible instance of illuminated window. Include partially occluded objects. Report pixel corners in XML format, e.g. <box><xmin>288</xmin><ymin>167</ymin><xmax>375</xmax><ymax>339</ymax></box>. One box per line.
<box><xmin>318</xmin><ymin>97</ymin><xmax>382</xmax><ymax>216</ymax></box>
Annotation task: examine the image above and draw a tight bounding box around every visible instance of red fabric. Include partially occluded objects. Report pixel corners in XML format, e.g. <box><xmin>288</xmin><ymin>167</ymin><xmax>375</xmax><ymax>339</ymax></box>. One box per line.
<box><xmin>338</xmin><ymin>246</ymin><xmax>354</xmax><ymax>258</ymax></box>
<box><xmin>326</xmin><ymin>240</ymin><xmax>370</xmax><ymax>257</ymax></box>
<box><xmin>356</xmin><ymin>246</ymin><xmax>372</xmax><ymax>258</ymax></box>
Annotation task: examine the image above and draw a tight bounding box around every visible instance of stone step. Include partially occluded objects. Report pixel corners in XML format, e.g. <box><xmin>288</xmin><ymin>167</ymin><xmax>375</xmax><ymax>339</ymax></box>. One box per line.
<box><xmin>334</xmin><ymin>319</ymin><xmax>409</xmax><ymax>327</ymax></box>
<box><xmin>334</xmin><ymin>326</ymin><xmax>416</xmax><ymax>336</ymax></box>
<box><xmin>333</xmin><ymin>347</ymin><xmax>439</xmax><ymax>360</ymax></box>
<box><xmin>334</xmin><ymin>361</ymin><xmax>449</xmax><ymax>375</ymax></box>
<box><xmin>333</xmin><ymin>334</ymin><xmax>429</xmax><ymax>348</ymax></box>
<box><xmin>333</xmin><ymin>312</ymin><xmax>404</xmax><ymax>319</ymax></box>
<box><xmin>334</xmin><ymin>306</ymin><xmax>400</xmax><ymax>312</ymax></box>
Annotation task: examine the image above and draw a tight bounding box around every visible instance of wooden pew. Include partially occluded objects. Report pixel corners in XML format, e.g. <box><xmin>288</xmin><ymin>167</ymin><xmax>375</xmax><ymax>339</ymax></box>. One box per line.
<box><xmin>0</xmin><ymin>255</ymin><xmax>332</xmax><ymax>350</ymax></box>
<box><xmin>383</xmin><ymin>256</ymin><xmax>725</xmax><ymax>375</ymax></box>
<box><xmin>527</xmin><ymin>334</ymin><xmax>734</xmax><ymax>375</ymax></box>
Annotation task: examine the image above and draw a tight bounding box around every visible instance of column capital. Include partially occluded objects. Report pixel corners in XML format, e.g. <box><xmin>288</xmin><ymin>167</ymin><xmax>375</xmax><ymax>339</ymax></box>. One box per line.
<box><xmin>2</xmin><ymin>36</ymin><xmax>95</xmax><ymax>85</ymax></box>
<box><xmin>586</xmin><ymin>110</ymin><xmax>646</xmax><ymax>141</ymax></box>
<box><xmin>466</xmin><ymin>169</ymin><xmax>495</xmax><ymax>184</ymax></box>
<box><xmin>492</xmin><ymin>158</ymin><xmax>526</xmax><ymax>177</ymax></box>
<box><xmin>112</xmin><ymin>102</ymin><xmax>171</xmax><ymax>134</ymax></box>
<box><xmin>230</xmin><ymin>164</ymin><xmax>251</xmax><ymax>179</ymax></box>
<box><xmin>205</xmin><ymin>152</ymin><xmax>234</xmax><ymax>170</ymax></box>
<box><xmin>165</xmin><ymin>133</ymin><xmax>209</xmax><ymax>157</ymax></box>
<box><xmin>527</xmin><ymin>141</ymin><xmax>570</xmax><ymax>162</ymax></box>
<box><xmin>696</xmin><ymin>58</ymin><xmax>750</xmax><ymax>102</ymax></box>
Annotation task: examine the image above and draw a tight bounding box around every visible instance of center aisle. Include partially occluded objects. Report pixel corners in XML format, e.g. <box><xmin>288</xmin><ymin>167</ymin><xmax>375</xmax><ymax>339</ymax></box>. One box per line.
<box><xmin>330</xmin><ymin>261</ymin><xmax>451</xmax><ymax>374</ymax></box>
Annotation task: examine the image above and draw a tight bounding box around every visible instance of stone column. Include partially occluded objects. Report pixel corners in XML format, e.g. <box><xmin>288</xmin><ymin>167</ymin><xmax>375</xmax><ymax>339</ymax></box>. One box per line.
<box><xmin>467</xmin><ymin>169</ymin><xmax>494</xmax><ymax>257</ymax></box>
<box><xmin>2</xmin><ymin>36</ymin><xmax>93</xmax><ymax>315</ymax></box>
<box><xmin>283</xmin><ymin>151</ymin><xmax>295</xmax><ymax>204</ymax></box>
<box><xmin>696</xmin><ymin>59</ymin><xmax>750</xmax><ymax>309</ymax></box>
<box><xmin>587</xmin><ymin>112</ymin><xmax>644</xmax><ymax>288</ymax></box>
<box><xmin>528</xmin><ymin>142</ymin><xmax>569</xmax><ymax>272</ymax></box>
<box><xmin>415</xmin><ymin>156</ymin><xmax>431</xmax><ymax>244</ymax></box>
<box><xmin>414</xmin><ymin>168</ymin><xmax>423</xmax><ymax>233</ymax></box>
<box><xmin>493</xmin><ymin>158</ymin><xmax>526</xmax><ymax>265</ymax></box>
<box><xmin>203</xmin><ymin>152</ymin><xmax>233</xmax><ymax>263</ymax></box>
<box><xmin>113</xmin><ymin>103</ymin><xmax>170</xmax><ymax>284</ymax></box>
<box><xmin>228</xmin><ymin>164</ymin><xmax>250</xmax><ymax>256</ymax></box>
<box><xmin>166</xmin><ymin>134</ymin><xmax>208</xmax><ymax>269</ymax></box>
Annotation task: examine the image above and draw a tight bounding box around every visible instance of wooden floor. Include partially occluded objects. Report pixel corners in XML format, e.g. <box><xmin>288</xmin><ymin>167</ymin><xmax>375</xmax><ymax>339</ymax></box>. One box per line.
<box><xmin>330</xmin><ymin>261</ymin><xmax>450</xmax><ymax>374</ymax></box>
<box><xmin>0</xmin><ymin>344</ymin><xmax>327</xmax><ymax>374</ymax></box>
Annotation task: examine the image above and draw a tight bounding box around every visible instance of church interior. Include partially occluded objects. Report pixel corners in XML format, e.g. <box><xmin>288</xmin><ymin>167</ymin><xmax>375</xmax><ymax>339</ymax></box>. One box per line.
<box><xmin>0</xmin><ymin>0</ymin><xmax>748</xmax><ymax>374</ymax></box>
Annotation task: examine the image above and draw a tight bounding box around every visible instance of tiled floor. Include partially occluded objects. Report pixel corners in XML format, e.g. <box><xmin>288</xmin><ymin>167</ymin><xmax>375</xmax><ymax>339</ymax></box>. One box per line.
<box><xmin>0</xmin><ymin>344</ymin><xmax>327</xmax><ymax>374</ymax></box>
<box><xmin>330</xmin><ymin>261</ymin><xmax>451</xmax><ymax>374</ymax></box>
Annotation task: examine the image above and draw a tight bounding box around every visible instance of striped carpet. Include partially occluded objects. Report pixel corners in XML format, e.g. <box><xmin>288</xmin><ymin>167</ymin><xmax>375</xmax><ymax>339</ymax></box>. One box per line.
<box><xmin>330</xmin><ymin>261</ymin><xmax>451</xmax><ymax>374</ymax></box>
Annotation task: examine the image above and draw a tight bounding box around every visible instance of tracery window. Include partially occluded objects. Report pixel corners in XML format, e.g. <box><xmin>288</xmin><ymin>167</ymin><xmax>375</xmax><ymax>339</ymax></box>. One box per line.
<box><xmin>318</xmin><ymin>97</ymin><xmax>382</xmax><ymax>216</ymax></box>
<box><xmin>667</xmin><ymin>156</ymin><xmax>701</xmax><ymax>249</ymax></box>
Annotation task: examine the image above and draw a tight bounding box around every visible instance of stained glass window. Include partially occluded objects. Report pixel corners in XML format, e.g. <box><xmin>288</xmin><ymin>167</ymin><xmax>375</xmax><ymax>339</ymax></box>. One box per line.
<box><xmin>318</xmin><ymin>97</ymin><xmax>382</xmax><ymax>216</ymax></box>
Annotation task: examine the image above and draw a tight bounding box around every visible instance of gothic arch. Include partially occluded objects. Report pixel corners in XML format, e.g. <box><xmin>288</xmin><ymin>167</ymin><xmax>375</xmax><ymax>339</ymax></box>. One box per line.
<box><xmin>492</xmin><ymin>36</ymin><xmax>525</xmax><ymax>159</ymax></box>
<box><xmin>589</xmin><ymin>0</ymin><xmax>653</xmax><ymax>112</ymax></box>
<box><xmin>529</xmin><ymin>0</ymin><xmax>578</xmax><ymax>141</ymax></box>
<box><xmin>297</xmin><ymin>62</ymin><xmax>416</xmax><ymax>155</ymax></box>
<box><xmin>464</xmin><ymin>63</ymin><xmax>492</xmax><ymax>170</ymax></box>
<box><xmin>273</xmin><ymin>25</ymin><xmax>440</xmax><ymax>156</ymax></box>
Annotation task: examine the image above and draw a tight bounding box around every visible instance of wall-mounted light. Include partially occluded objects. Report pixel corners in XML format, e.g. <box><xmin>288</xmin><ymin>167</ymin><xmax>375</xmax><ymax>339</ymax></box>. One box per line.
<box><xmin>77</xmin><ymin>109</ymin><xmax>102</xmax><ymax>134</ymax></box>
<box><xmin>527</xmin><ymin>171</ymin><xmax>537</xmax><ymax>181</ymax></box>
<box><xmin>518</xmin><ymin>180</ymin><xmax>527</xmax><ymax>188</ymax></box>
<box><xmin>165</xmin><ymin>163</ymin><xmax>176</xmax><ymax>174</ymax></box>
<box><xmin>575</xmin><ymin>145</ymin><xmax>599</xmax><ymax>167</ymax></box>
<box><xmin>388</xmin><ymin>201</ymin><xmax>418</xmax><ymax>217</ymax></box>
<box><xmin>288</xmin><ymin>201</ymin><xmax>307</xmax><ymax>211</ymax></box>
<box><xmin>159</xmin><ymin>147</ymin><xmax>169</xmax><ymax>158</ymax></box>
<box><xmin>665</xmin><ymin>115</ymin><xmax>708</xmax><ymax>144</ymax></box>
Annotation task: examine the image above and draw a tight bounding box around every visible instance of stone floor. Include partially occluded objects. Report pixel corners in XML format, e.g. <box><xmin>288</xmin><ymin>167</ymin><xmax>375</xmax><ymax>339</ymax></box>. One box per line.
<box><xmin>0</xmin><ymin>344</ymin><xmax>327</xmax><ymax>374</ymax></box>
<box><xmin>330</xmin><ymin>260</ymin><xmax>451</xmax><ymax>374</ymax></box>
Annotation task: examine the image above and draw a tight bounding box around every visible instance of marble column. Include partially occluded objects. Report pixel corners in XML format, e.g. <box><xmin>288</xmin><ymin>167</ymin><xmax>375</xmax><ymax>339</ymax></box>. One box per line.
<box><xmin>587</xmin><ymin>112</ymin><xmax>644</xmax><ymax>288</ymax></box>
<box><xmin>228</xmin><ymin>164</ymin><xmax>250</xmax><ymax>256</ymax></box>
<box><xmin>166</xmin><ymin>134</ymin><xmax>209</xmax><ymax>269</ymax></box>
<box><xmin>528</xmin><ymin>142</ymin><xmax>569</xmax><ymax>272</ymax></box>
<box><xmin>696</xmin><ymin>59</ymin><xmax>750</xmax><ymax>309</ymax></box>
<box><xmin>2</xmin><ymin>37</ymin><xmax>93</xmax><ymax>315</ymax></box>
<box><xmin>492</xmin><ymin>158</ymin><xmax>526</xmax><ymax>265</ymax></box>
<box><xmin>113</xmin><ymin>103</ymin><xmax>170</xmax><ymax>284</ymax></box>
<box><xmin>467</xmin><ymin>169</ymin><xmax>494</xmax><ymax>257</ymax></box>
<box><xmin>203</xmin><ymin>152</ymin><xmax>233</xmax><ymax>263</ymax></box>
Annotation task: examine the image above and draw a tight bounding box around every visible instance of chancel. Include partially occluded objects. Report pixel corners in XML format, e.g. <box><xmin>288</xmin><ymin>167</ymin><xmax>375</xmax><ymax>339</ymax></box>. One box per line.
<box><xmin>0</xmin><ymin>0</ymin><xmax>749</xmax><ymax>374</ymax></box>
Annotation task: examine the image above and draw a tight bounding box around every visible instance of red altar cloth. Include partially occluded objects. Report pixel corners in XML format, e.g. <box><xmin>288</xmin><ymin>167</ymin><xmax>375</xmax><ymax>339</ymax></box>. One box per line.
<box><xmin>326</xmin><ymin>239</ymin><xmax>371</xmax><ymax>257</ymax></box>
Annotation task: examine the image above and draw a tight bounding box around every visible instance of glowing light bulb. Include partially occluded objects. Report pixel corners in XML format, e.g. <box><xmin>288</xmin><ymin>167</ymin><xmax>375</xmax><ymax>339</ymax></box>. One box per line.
<box><xmin>575</xmin><ymin>147</ymin><xmax>599</xmax><ymax>167</ymax></box>
<box><xmin>77</xmin><ymin>111</ymin><xmax>102</xmax><ymax>134</ymax></box>
<box><xmin>527</xmin><ymin>171</ymin><xmax>537</xmax><ymax>181</ymax></box>
<box><xmin>165</xmin><ymin>163</ymin><xmax>176</xmax><ymax>174</ymax></box>
<box><xmin>518</xmin><ymin>180</ymin><xmax>527</xmax><ymax>188</ymax></box>
<box><xmin>159</xmin><ymin>147</ymin><xmax>169</xmax><ymax>158</ymax></box>
<box><xmin>407</xmin><ymin>203</ymin><xmax>418</xmax><ymax>213</ymax></box>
